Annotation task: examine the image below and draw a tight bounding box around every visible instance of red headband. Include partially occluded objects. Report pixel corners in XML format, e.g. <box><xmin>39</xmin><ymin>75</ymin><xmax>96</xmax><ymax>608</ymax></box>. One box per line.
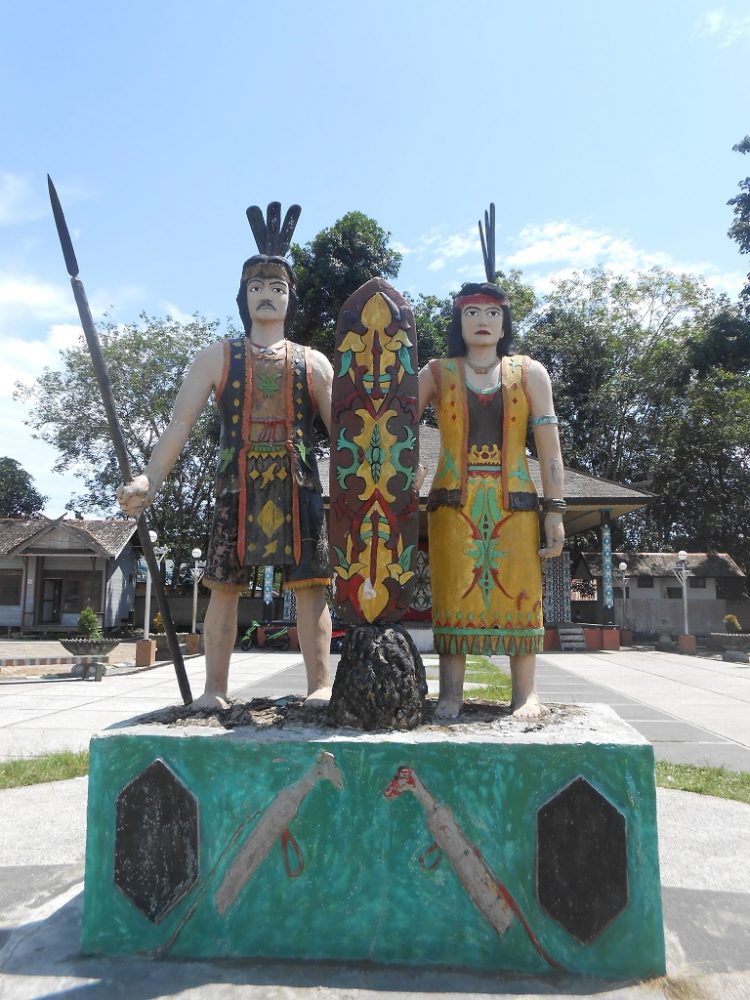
<box><xmin>455</xmin><ymin>292</ymin><xmax>509</xmax><ymax>308</ymax></box>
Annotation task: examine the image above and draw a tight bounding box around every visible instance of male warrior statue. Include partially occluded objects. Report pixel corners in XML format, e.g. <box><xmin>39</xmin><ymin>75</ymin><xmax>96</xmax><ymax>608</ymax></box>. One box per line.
<box><xmin>117</xmin><ymin>203</ymin><xmax>334</xmax><ymax>709</ymax></box>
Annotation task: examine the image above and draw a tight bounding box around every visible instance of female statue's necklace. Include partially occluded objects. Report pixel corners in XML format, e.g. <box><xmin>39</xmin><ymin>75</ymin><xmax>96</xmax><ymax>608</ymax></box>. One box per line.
<box><xmin>464</xmin><ymin>358</ymin><xmax>498</xmax><ymax>375</ymax></box>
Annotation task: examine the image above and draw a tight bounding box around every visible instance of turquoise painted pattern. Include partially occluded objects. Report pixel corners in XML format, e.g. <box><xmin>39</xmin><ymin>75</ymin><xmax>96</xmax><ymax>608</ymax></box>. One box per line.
<box><xmin>82</xmin><ymin>734</ymin><xmax>665</xmax><ymax>977</ymax></box>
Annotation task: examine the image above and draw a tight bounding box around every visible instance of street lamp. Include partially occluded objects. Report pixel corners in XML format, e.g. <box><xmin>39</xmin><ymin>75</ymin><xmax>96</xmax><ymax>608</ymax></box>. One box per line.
<box><xmin>190</xmin><ymin>547</ymin><xmax>205</xmax><ymax>634</ymax></box>
<box><xmin>616</xmin><ymin>560</ymin><xmax>630</xmax><ymax>632</ymax></box>
<box><xmin>143</xmin><ymin>530</ymin><xmax>169</xmax><ymax>640</ymax></box>
<box><xmin>672</xmin><ymin>550</ymin><xmax>690</xmax><ymax>637</ymax></box>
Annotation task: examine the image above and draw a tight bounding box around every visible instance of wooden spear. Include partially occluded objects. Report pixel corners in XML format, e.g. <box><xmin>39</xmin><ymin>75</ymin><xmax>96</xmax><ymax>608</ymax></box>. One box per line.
<box><xmin>47</xmin><ymin>176</ymin><xmax>193</xmax><ymax>704</ymax></box>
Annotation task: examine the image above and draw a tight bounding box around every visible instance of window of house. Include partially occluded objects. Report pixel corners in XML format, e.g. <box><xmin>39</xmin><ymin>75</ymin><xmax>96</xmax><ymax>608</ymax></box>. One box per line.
<box><xmin>62</xmin><ymin>580</ymin><xmax>81</xmax><ymax>613</ymax></box>
<box><xmin>666</xmin><ymin>587</ymin><xmax>682</xmax><ymax>599</ymax></box>
<box><xmin>637</xmin><ymin>576</ymin><xmax>654</xmax><ymax>588</ymax></box>
<box><xmin>689</xmin><ymin>577</ymin><xmax>707</xmax><ymax>589</ymax></box>
<box><xmin>717</xmin><ymin>578</ymin><xmax>746</xmax><ymax>600</ymax></box>
<box><xmin>0</xmin><ymin>570</ymin><xmax>23</xmax><ymax>606</ymax></box>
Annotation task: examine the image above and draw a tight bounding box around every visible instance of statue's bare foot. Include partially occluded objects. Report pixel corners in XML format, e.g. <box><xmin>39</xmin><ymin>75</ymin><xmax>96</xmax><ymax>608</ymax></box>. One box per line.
<box><xmin>510</xmin><ymin>693</ymin><xmax>543</xmax><ymax>720</ymax></box>
<box><xmin>434</xmin><ymin>696</ymin><xmax>462</xmax><ymax>720</ymax></box>
<box><xmin>191</xmin><ymin>692</ymin><xmax>230</xmax><ymax>711</ymax></box>
<box><xmin>305</xmin><ymin>685</ymin><xmax>332</xmax><ymax>707</ymax></box>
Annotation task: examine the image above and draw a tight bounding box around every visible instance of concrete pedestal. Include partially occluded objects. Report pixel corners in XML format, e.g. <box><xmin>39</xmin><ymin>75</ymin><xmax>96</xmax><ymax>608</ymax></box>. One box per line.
<box><xmin>677</xmin><ymin>634</ymin><xmax>697</xmax><ymax>654</ymax></box>
<box><xmin>134</xmin><ymin>639</ymin><xmax>156</xmax><ymax>667</ymax></box>
<box><xmin>81</xmin><ymin>704</ymin><xmax>664</xmax><ymax>978</ymax></box>
<box><xmin>185</xmin><ymin>633</ymin><xmax>203</xmax><ymax>655</ymax></box>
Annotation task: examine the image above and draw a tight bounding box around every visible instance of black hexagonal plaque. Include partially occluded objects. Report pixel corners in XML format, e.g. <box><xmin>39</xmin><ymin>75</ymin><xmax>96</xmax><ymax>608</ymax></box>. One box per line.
<box><xmin>114</xmin><ymin>758</ymin><xmax>199</xmax><ymax>922</ymax></box>
<box><xmin>537</xmin><ymin>776</ymin><xmax>627</xmax><ymax>944</ymax></box>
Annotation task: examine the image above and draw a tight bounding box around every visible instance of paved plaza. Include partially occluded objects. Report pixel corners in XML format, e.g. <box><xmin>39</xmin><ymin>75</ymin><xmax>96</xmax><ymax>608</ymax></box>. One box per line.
<box><xmin>1</xmin><ymin>642</ymin><xmax>749</xmax><ymax>998</ymax></box>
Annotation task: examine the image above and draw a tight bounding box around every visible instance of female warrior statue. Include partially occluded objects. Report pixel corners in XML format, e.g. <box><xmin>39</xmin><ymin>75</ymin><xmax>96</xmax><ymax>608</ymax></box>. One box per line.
<box><xmin>418</xmin><ymin>206</ymin><xmax>565</xmax><ymax>719</ymax></box>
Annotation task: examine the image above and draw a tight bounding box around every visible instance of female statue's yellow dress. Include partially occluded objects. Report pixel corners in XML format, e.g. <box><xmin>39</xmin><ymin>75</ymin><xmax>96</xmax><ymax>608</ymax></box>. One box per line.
<box><xmin>428</xmin><ymin>356</ymin><xmax>544</xmax><ymax>656</ymax></box>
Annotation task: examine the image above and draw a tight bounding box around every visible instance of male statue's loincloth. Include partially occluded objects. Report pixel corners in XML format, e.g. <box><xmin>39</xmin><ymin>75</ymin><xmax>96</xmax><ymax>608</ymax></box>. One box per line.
<box><xmin>204</xmin><ymin>337</ymin><xmax>330</xmax><ymax>591</ymax></box>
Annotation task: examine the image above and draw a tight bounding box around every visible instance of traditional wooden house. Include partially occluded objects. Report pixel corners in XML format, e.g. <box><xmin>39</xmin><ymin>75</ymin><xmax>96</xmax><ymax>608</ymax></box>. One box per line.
<box><xmin>572</xmin><ymin>551</ymin><xmax>747</xmax><ymax>638</ymax></box>
<box><xmin>0</xmin><ymin>516</ymin><xmax>138</xmax><ymax>633</ymax></box>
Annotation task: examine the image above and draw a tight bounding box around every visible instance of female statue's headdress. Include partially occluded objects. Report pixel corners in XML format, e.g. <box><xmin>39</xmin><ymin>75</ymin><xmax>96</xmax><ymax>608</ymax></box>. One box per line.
<box><xmin>448</xmin><ymin>202</ymin><xmax>514</xmax><ymax>357</ymax></box>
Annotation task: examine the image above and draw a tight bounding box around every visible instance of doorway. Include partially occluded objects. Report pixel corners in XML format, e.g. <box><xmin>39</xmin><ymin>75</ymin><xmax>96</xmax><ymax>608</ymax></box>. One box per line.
<box><xmin>42</xmin><ymin>578</ymin><xmax>62</xmax><ymax>624</ymax></box>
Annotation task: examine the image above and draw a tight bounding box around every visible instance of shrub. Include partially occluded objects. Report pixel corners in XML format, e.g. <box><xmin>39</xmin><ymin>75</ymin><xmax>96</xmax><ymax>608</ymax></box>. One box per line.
<box><xmin>77</xmin><ymin>607</ymin><xmax>102</xmax><ymax>639</ymax></box>
<box><xmin>722</xmin><ymin>613</ymin><xmax>742</xmax><ymax>633</ymax></box>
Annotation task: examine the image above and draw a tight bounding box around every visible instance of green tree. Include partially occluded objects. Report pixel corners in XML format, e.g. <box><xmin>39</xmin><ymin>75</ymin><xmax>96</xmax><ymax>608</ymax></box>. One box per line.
<box><xmin>290</xmin><ymin>211</ymin><xmax>402</xmax><ymax>355</ymax></box>
<box><xmin>15</xmin><ymin>314</ymin><xmax>224</xmax><ymax>576</ymax></box>
<box><xmin>520</xmin><ymin>267</ymin><xmax>750</xmax><ymax>572</ymax></box>
<box><xmin>409</xmin><ymin>293</ymin><xmax>452</xmax><ymax>368</ymax></box>
<box><xmin>650</xmin><ymin>370</ymin><xmax>750</xmax><ymax>571</ymax></box>
<box><xmin>728</xmin><ymin>135</ymin><xmax>750</xmax><ymax>308</ymax></box>
<box><xmin>519</xmin><ymin>267</ymin><xmax>722</xmax><ymax>484</ymax></box>
<box><xmin>496</xmin><ymin>268</ymin><xmax>538</xmax><ymax>336</ymax></box>
<box><xmin>0</xmin><ymin>457</ymin><xmax>47</xmax><ymax>517</ymax></box>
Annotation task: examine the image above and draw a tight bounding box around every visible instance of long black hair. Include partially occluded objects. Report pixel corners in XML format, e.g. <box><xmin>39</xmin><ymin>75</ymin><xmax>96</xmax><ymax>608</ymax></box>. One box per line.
<box><xmin>447</xmin><ymin>281</ymin><xmax>513</xmax><ymax>358</ymax></box>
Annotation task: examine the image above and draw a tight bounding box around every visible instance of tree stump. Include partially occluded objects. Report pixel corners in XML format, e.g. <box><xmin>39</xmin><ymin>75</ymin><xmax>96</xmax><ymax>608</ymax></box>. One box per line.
<box><xmin>329</xmin><ymin>624</ymin><xmax>427</xmax><ymax>731</ymax></box>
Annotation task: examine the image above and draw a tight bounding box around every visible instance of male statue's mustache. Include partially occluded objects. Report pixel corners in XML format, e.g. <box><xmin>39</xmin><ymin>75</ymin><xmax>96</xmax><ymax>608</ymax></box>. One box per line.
<box><xmin>256</xmin><ymin>299</ymin><xmax>276</xmax><ymax>310</ymax></box>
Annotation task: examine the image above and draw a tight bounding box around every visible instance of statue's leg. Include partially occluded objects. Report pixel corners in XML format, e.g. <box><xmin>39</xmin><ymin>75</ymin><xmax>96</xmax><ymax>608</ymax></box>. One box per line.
<box><xmin>509</xmin><ymin>653</ymin><xmax>542</xmax><ymax>719</ymax></box>
<box><xmin>193</xmin><ymin>584</ymin><xmax>240</xmax><ymax>710</ymax></box>
<box><xmin>295</xmin><ymin>585</ymin><xmax>332</xmax><ymax>705</ymax></box>
<box><xmin>436</xmin><ymin>653</ymin><xmax>466</xmax><ymax>719</ymax></box>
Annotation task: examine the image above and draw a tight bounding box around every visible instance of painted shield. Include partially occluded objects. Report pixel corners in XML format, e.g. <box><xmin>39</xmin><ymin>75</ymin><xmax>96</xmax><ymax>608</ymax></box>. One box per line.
<box><xmin>329</xmin><ymin>278</ymin><xmax>419</xmax><ymax>625</ymax></box>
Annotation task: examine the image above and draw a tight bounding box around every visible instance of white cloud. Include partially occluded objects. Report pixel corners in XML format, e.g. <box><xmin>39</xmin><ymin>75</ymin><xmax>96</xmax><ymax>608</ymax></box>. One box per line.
<box><xmin>159</xmin><ymin>301</ymin><xmax>196</xmax><ymax>325</ymax></box>
<box><xmin>0</xmin><ymin>272</ymin><xmax>76</xmax><ymax>322</ymax></box>
<box><xmin>0</xmin><ymin>173</ymin><xmax>45</xmax><ymax>225</ymax></box>
<box><xmin>694</xmin><ymin>7</ymin><xmax>750</xmax><ymax>46</ymax></box>
<box><xmin>401</xmin><ymin>225</ymin><xmax>479</xmax><ymax>273</ymax></box>
<box><xmin>506</xmin><ymin>220</ymin><xmax>746</xmax><ymax>298</ymax></box>
<box><xmin>0</xmin><ymin>318</ymin><xmax>92</xmax><ymax>515</ymax></box>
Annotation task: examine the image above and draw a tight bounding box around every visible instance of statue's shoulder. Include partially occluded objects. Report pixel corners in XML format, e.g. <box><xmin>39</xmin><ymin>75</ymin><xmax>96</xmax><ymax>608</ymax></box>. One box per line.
<box><xmin>307</xmin><ymin>346</ymin><xmax>334</xmax><ymax>375</ymax></box>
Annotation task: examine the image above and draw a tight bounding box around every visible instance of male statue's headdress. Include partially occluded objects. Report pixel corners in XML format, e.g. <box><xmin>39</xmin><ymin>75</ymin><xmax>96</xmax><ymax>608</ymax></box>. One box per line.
<box><xmin>448</xmin><ymin>202</ymin><xmax>514</xmax><ymax>357</ymax></box>
<box><xmin>236</xmin><ymin>201</ymin><xmax>302</xmax><ymax>336</ymax></box>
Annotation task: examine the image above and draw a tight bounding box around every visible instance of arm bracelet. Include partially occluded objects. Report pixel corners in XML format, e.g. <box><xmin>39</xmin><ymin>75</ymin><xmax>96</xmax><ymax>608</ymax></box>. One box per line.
<box><xmin>530</xmin><ymin>414</ymin><xmax>559</xmax><ymax>428</ymax></box>
<box><xmin>541</xmin><ymin>497</ymin><xmax>567</xmax><ymax>514</ymax></box>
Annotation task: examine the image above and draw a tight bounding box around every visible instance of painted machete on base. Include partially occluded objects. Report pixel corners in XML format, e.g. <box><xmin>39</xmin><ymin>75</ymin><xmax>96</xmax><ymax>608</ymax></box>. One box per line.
<box><xmin>329</xmin><ymin>278</ymin><xmax>419</xmax><ymax>625</ymax></box>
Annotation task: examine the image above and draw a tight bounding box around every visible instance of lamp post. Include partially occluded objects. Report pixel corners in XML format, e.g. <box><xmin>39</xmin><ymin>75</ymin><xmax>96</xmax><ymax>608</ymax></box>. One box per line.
<box><xmin>143</xmin><ymin>530</ymin><xmax>169</xmax><ymax>640</ymax></box>
<box><xmin>672</xmin><ymin>550</ymin><xmax>690</xmax><ymax>636</ymax></box>
<box><xmin>190</xmin><ymin>547</ymin><xmax>205</xmax><ymax>635</ymax></box>
<box><xmin>616</xmin><ymin>560</ymin><xmax>630</xmax><ymax>632</ymax></box>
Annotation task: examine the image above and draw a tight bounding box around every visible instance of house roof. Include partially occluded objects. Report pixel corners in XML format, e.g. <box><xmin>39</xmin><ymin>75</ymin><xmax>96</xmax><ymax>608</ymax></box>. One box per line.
<box><xmin>575</xmin><ymin>551</ymin><xmax>746</xmax><ymax>580</ymax></box>
<box><xmin>0</xmin><ymin>516</ymin><xmax>138</xmax><ymax>559</ymax></box>
<box><xmin>317</xmin><ymin>425</ymin><xmax>655</xmax><ymax>537</ymax></box>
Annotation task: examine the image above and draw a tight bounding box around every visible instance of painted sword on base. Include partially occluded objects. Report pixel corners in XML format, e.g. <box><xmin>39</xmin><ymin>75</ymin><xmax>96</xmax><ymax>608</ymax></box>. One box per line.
<box><xmin>215</xmin><ymin>751</ymin><xmax>344</xmax><ymax>915</ymax></box>
<box><xmin>47</xmin><ymin>175</ymin><xmax>192</xmax><ymax>705</ymax></box>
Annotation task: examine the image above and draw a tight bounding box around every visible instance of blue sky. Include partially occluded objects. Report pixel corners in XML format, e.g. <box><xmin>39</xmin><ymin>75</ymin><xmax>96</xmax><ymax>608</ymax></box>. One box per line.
<box><xmin>1</xmin><ymin>0</ymin><xmax>749</xmax><ymax>514</ymax></box>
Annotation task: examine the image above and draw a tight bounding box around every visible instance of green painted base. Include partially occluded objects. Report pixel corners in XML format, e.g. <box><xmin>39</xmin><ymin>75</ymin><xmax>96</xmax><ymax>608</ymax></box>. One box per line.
<box><xmin>81</xmin><ymin>705</ymin><xmax>665</xmax><ymax>977</ymax></box>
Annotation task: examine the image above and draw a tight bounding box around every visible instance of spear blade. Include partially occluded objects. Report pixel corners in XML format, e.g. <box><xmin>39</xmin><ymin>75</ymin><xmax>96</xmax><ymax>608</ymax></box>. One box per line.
<box><xmin>47</xmin><ymin>176</ymin><xmax>80</xmax><ymax>279</ymax></box>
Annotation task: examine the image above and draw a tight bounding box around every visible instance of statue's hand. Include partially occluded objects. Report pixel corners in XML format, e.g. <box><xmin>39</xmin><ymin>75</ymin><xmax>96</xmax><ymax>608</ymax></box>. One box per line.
<box><xmin>116</xmin><ymin>474</ymin><xmax>154</xmax><ymax>518</ymax></box>
<box><xmin>538</xmin><ymin>512</ymin><xmax>564</xmax><ymax>560</ymax></box>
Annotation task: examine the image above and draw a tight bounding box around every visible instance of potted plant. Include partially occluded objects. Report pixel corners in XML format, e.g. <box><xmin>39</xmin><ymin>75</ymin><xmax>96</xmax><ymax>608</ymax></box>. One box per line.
<box><xmin>60</xmin><ymin>607</ymin><xmax>120</xmax><ymax>677</ymax></box>
<box><xmin>151</xmin><ymin>611</ymin><xmax>189</xmax><ymax>653</ymax></box>
<box><xmin>709</xmin><ymin>614</ymin><xmax>750</xmax><ymax>657</ymax></box>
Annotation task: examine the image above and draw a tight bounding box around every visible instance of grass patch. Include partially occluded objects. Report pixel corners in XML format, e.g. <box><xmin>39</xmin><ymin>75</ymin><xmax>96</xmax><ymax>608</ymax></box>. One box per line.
<box><xmin>655</xmin><ymin>761</ymin><xmax>750</xmax><ymax>804</ymax></box>
<box><xmin>0</xmin><ymin>750</ymin><xmax>89</xmax><ymax>789</ymax></box>
<box><xmin>464</xmin><ymin>655</ymin><xmax>513</xmax><ymax>702</ymax></box>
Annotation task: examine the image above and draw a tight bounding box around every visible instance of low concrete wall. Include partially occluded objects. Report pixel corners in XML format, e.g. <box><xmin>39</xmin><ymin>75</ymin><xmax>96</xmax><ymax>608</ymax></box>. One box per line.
<box><xmin>134</xmin><ymin>596</ymin><xmax>270</xmax><ymax>631</ymax></box>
